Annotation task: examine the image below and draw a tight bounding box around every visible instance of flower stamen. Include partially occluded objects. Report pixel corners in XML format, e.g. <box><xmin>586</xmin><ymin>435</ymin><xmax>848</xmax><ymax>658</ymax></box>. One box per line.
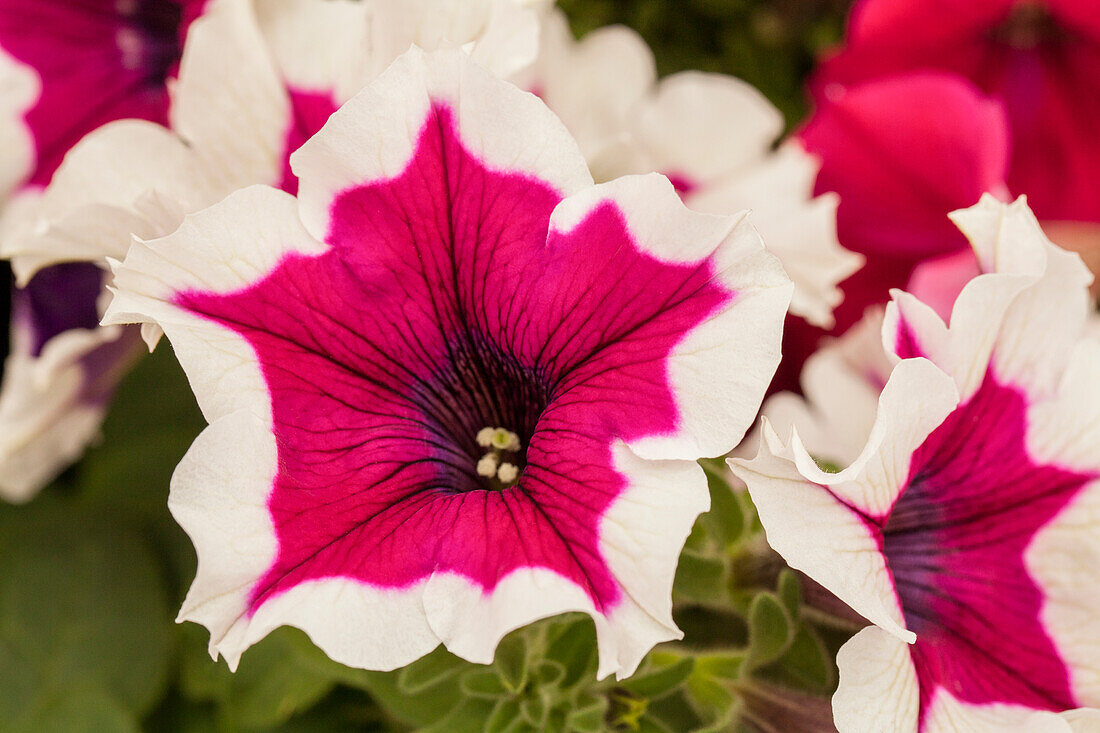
<box><xmin>475</xmin><ymin>427</ymin><xmax>522</xmax><ymax>488</ymax></box>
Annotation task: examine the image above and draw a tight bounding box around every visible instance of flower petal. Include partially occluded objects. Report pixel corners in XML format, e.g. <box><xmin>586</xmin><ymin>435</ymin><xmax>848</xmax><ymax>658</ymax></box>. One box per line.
<box><xmin>833</xmin><ymin>627</ymin><xmax>919</xmax><ymax>733</ymax></box>
<box><xmin>292</xmin><ymin>45</ymin><xmax>593</xmax><ymax>243</ymax></box>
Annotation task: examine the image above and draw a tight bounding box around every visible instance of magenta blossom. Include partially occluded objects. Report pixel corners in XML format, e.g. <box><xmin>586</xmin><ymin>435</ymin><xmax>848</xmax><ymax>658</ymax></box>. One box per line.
<box><xmin>0</xmin><ymin>0</ymin><xmax>210</xmax><ymax>195</ymax></box>
<box><xmin>732</xmin><ymin>196</ymin><xmax>1100</xmax><ymax>730</ymax></box>
<box><xmin>103</xmin><ymin>49</ymin><xmax>792</xmax><ymax>676</ymax></box>
<box><xmin>776</xmin><ymin>72</ymin><xmax>1011</xmax><ymax>393</ymax></box>
<box><xmin>815</xmin><ymin>0</ymin><xmax>1100</xmax><ymax>226</ymax></box>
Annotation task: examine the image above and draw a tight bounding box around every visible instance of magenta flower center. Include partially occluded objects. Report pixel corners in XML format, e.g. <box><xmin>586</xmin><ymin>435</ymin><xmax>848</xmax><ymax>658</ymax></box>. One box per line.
<box><xmin>994</xmin><ymin>2</ymin><xmax>1061</xmax><ymax>50</ymax></box>
<box><xmin>116</xmin><ymin>0</ymin><xmax>184</xmax><ymax>86</ymax></box>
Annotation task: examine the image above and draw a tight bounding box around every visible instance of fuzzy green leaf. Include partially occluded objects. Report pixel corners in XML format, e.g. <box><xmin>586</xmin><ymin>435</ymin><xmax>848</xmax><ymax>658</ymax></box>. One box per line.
<box><xmin>746</xmin><ymin>592</ymin><xmax>794</xmax><ymax>670</ymax></box>
<box><xmin>621</xmin><ymin>657</ymin><xmax>695</xmax><ymax>699</ymax></box>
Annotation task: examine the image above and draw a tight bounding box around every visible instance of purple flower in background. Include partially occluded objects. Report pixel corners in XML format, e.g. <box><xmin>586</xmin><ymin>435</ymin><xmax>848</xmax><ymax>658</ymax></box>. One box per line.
<box><xmin>104</xmin><ymin>49</ymin><xmax>792</xmax><ymax>675</ymax></box>
<box><xmin>731</xmin><ymin>196</ymin><xmax>1100</xmax><ymax>731</ymax></box>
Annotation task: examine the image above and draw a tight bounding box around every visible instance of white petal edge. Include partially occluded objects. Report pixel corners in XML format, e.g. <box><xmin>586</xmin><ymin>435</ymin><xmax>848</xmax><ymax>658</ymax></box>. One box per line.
<box><xmin>834</xmin><ymin>628</ymin><xmax>1091</xmax><ymax>733</ymax></box>
<box><xmin>172</xmin><ymin>409</ymin><xmax>441</xmax><ymax>672</ymax></box>
<box><xmin>0</xmin><ymin>47</ymin><xmax>38</xmax><ymax>200</ymax></box>
<box><xmin>730</xmin><ymin>357</ymin><xmax>961</xmax><ymax>642</ymax></box>
<box><xmin>1</xmin><ymin>121</ymin><xmax>213</xmax><ymax>282</ymax></box>
<box><xmin>254</xmin><ymin>0</ymin><xmax>370</xmax><ymax>103</ymax></box>
<box><xmin>628</xmin><ymin>70</ymin><xmax>784</xmax><ymax>185</ymax></box>
<box><xmin>760</xmin><ymin>310</ymin><xmax>886</xmax><ymax>468</ymax></box>
<box><xmin>423</xmin><ymin>443</ymin><xmax>706</xmax><ymax>680</ymax></box>
<box><xmin>1026</xmin><ymin>340</ymin><xmax>1100</xmax><ymax>705</ymax></box>
<box><xmin>833</xmin><ymin>627</ymin><xmax>919</xmax><ymax>733</ymax></box>
<box><xmin>886</xmin><ymin>195</ymin><xmax>1094</xmax><ymax>400</ymax></box>
<box><xmin>687</xmin><ymin>142</ymin><xmax>861</xmax><ymax>328</ymax></box>
<box><xmin>102</xmin><ymin>185</ymin><xmax>327</xmax><ymax>425</ymax></box>
<box><xmin>292</xmin><ymin>45</ymin><xmax>593</xmax><ymax>243</ymax></box>
<box><xmin>513</xmin><ymin>8</ymin><xmax>655</xmax><ymax>169</ymax></box>
<box><xmin>364</xmin><ymin>0</ymin><xmax>544</xmax><ymax>82</ymax></box>
<box><xmin>729</xmin><ymin>422</ymin><xmax>911</xmax><ymax>644</ymax></box>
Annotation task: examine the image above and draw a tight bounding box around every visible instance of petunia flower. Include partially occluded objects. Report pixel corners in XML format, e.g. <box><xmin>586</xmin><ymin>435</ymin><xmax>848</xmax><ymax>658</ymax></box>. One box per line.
<box><xmin>778</xmin><ymin>72</ymin><xmax>1010</xmax><ymax>392</ymax></box>
<box><xmin>0</xmin><ymin>0</ymin><xmax>540</xmax><ymax>499</ymax></box>
<box><xmin>814</xmin><ymin>0</ymin><xmax>1100</xmax><ymax>226</ymax></box>
<box><xmin>0</xmin><ymin>264</ymin><xmax>142</xmax><ymax>500</ymax></box>
<box><xmin>730</xmin><ymin>195</ymin><xmax>1100</xmax><ymax>731</ymax></box>
<box><xmin>102</xmin><ymin>48</ymin><xmax>793</xmax><ymax>676</ymax></box>
<box><xmin>515</xmin><ymin>8</ymin><xmax>860</xmax><ymax>332</ymax></box>
<box><xmin>0</xmin><ymin>0</ymin><xmax>211</xmax><ymax>196</ymax></box>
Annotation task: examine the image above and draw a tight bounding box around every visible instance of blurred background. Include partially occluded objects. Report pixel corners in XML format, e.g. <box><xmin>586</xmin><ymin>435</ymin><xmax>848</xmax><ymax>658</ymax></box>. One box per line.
<box><xmin>0</xmin><ymin>1</ymin><xmax>855</xmax><ymax>731</ymax></box>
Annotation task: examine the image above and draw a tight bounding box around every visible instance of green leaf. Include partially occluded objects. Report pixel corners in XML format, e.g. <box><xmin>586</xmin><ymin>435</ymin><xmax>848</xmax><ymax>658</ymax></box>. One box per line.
<box><xmin>764</xmin><ymin>626</ymin><xmax>836</xmax><ymax>693</ymax></box>
<box><xmin>0</xmin><ymin>506</ymin><xmax>171</xmax><ymax>729</ymax></box>
<box><xmin>396</xmin><ymin>645</ymin><xmax>465</xmax><ymax>695</ymax></box>
<box><xmin>621</xmin><ymin>657</ymin><xmax>694</xmax><ymax>699</ymax></box>
<box><xmin>544</xmin><ymin>616</ymin><xmax>597</xmax><ymax>689</ymax></box>
<box><xmin>564</xmin><ymin>697</ymin><xmax>608</xmax><ymax>732</ymax></box>
<box><xmin>493</xmin><ymin>631</ymin><xmax>528</xmax><ymax>692</ymax></box>
<box><xmin>532</xmin><ymin>660</ymin><xmax>565</xmax><ymax>690</ymax></box>
<box><xmin>776</xmin><ymin>569</ymin><xmax>802</xmax><ymax>621</ymax></box>
<box><xmin>179</xmin><ymin>625</ymin><xmax>338</xmax><ymax>730</ymax></box>
<box><xmin>461</xmin><ymin>669</ymin><xmax>509</xmax><ymax>699</ymax></box>
<box><xmin>745</xmin><ymin>592</ymin><xmax>794</xmax><ymax>670</ymax></box>
<box><xmin>345</xmin><ymin>667</ymin><xmax>462</xmax><ymax>729</ymax></box>
<box><xmin>485</xmin><ymin>697</ymin><xmax>522</xmax><ymax>733</ymax></box>
<box><xmin>418</xmin><ymin>697</ymin><xmax>498</xmax><ymax>733</ymax></box>
<box><xmin>694</xmin><ymin>651</ymin><xmax>744</xmax><ymax>681</ymax></box>
<box><xmin>673</xmin><ymin>551</ymin><xmax>728</xmax><ymax>604</ymax></box>
<box><xmin>22</xmin><ymin>688</ymin><xmax>139</xmax><ymax>733</ymax></box>
<box><xmin>685</xmin><ymin>675</ymin><xmax>735</xmax><ymax>729</ymax></box>
<box><xmin>698</xmin><ymin>460</ymin><xmax>744</xmax><ymax>548</ymax></box>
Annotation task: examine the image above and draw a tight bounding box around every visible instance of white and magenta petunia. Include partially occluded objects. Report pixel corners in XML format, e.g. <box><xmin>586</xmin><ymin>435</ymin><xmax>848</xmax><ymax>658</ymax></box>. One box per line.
<box><xmin>0</xmin><ymin>263</ymin><xmax>143</xmax><ymax>501</ymax></box>
<box><xmin>0</xmin><ymin>0</ymin><xmax>211</xmax><ymax>196</ymax></box>
<box><xmin>0</xmin><ymin>0</ymin><xmax>338</xmax><ymax>499</ymax></box>
<box><xmin>0</xmin><ymin>0</ymin><xmax>538</xmax><ymax>500</ymax></box>
<box><xmin>515</xmin><ymin>8</ymin><xmax>860</xmax><ymax>332</ymax></box>
<box><xmin>103</xmin><ymin>48</ymin><xmax>793</xmax><ymax>676</ymax></box>
<box><xmin>730</xmin><ymin>195</ymin><xmax>1100</xmax><ymax>731</ymax></box>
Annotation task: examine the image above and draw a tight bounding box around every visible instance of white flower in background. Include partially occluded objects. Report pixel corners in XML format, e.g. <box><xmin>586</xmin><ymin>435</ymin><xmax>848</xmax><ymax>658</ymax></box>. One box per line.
<box><xmin>757</xmin><ymin>307</ymin><xmax>890</xmax><ymax>470</ymax></box>
<box><xmin>515</xmin><ymin>7</ymin><xmax>861</xmax><ymax>328</ymax></box>
<box><xmin>103</xmin><ymin>48</ymin><xmax>791</xmax><ymax>676</ymax></box>
<box><xmin>731</xmin><ymin>196</ymin><xmax>1100</xmax><ymax>731</ymax></box>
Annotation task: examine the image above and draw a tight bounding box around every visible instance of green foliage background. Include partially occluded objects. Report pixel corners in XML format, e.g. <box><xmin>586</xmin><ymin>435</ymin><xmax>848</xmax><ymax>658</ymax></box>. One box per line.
<box><xmin>0</xmin><ymin>2</ymin><xmax>855</xmax><ymax>731</ymax></box>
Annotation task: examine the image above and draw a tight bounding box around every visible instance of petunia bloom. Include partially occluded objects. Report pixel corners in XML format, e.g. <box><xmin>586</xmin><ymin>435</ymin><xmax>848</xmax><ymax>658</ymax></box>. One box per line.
<box><xmin>0</xmin><ymin>0</ymin><xmax>540</xmax><ymax>500</ymax></box>
<box><xmin>814</xmin><ymin>0</ymin><xmax>1100</xmax><ymax>226</ymax></box>
<box><xmin>103</xmin><ymin>49</ymin><xmax>792</xmax><ymax>676</ymax></box>
<box><xmin>731</xmin><ymin>196</ymin><xmax>1100</xmax><ymax>731</ymax></box>
<box><xmin>516</xmin><ymin>8</ymin><xmax>860</xmax><ymax>331</ymax></box>
<box><xmin>0</xmin><ymin>264</ymin><xmax>142</xmax><ymax>500</ymax></box>
<box><xmin>778</xmin><ymin>72</ymin><xmax>1010</xmax><ymax>392</ymax></box>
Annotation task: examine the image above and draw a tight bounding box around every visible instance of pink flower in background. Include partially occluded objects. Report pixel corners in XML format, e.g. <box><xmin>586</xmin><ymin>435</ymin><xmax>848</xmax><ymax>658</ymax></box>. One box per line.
<box><xmin>731</xmin><ymin>196</ymin><xmax>1100</xmax><ymax>731</ymax></box>
<box><xmin>104</xmin><ymin>49</ymin><xmax>792</xmax><ymax>675</ymax></box>
<box><xmin>815</xmin><ymin>0</ymin><xmax>1100</xmax><ymax>225</ymax></box>
<box><xmin>777</xmin><ymin>72</ymin><xmax>1010</xmax><ymax>392</ymax></box>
